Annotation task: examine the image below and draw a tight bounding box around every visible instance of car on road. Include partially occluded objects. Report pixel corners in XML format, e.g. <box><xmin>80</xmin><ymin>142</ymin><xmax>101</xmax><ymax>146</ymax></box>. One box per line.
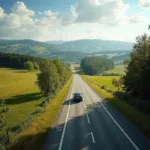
<box><xmin>72</xmin><ymin>92</ymin><xmax>83</xmax><ymax>102</ymax></box>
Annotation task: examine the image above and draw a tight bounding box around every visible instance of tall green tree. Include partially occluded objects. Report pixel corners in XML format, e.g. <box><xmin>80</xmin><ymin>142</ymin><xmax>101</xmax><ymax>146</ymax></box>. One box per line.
<box><xmin>124</xmin><ymin>34</ymin><xmax>150</xmax><ymax>99</ymax></box>
<box><xmin>24</xmin><ymin>61</ymin><xmax>34</xmax><ymax>71</ymax></box>
<box><xmin>37</xmin><ymin>62</ymin><xmax>60</xmax><ymax>96</ymax></box>
<box><xmin>33</xmin><ymin>62</ymin><xmax>39</xmax><ymax>70</ymax></box>
<box><xmin>112</xmin><ymin>77</ymin><xmax>123</xmax><ymax>91</ymax></box>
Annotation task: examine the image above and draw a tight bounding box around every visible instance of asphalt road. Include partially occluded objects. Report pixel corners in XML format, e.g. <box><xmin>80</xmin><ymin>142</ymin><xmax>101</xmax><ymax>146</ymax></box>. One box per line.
<box><xmin>43</xmin><ymin>71</ymin><xmax>150</xmax><ymax>150</ymax></box>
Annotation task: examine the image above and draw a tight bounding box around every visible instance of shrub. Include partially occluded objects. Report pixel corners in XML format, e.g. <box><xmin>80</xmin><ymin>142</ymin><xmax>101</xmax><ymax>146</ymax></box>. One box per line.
<box><xmin>101</xmin><ymin>85</ymin><xmax>106</xmax><ymax>89</ymax></box>
<box><xmin>24</xmin><ymin>61</ymin><xmax>34</xmax><ymax>71</ymax></box>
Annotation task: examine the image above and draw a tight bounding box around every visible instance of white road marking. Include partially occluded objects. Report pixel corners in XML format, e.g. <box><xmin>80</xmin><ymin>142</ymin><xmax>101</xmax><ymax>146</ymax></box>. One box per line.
<box><xmin>86</xmin><ymin>114</ymin><xmax>90</xmax><ymax>124</ymax></box>
<box><xmin>82</xmin><ymin>78</ymin><xmax>140</xmax><ymax>150</ymax></box>
<box><xmin>90</xmin><ymin>89</ymin><xmax>140</xmax><ymax>150</ymax></box>
<box><xmin>98</xmin><ymin>99</ymin><xmax>140</xmax><ymax>150</ymax></box>
<box><xmin>58</xmin><ymin>87</ymin><xmax>73</xmax><ymax>150</ymax></box>
<box><xmin>90</xmin><ymin>132</ymin><xmax>95</xmax><ymax>143</ymax></box>
<box><xmin>84</xmin><ymin>104</ymin><xmax>86</xmax><ymax>109</ymax></box>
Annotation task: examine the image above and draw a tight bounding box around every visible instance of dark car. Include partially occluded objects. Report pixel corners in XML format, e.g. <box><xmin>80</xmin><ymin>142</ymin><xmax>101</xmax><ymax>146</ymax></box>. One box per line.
<box><xmin>73</xmin><ymin>92</ymin><xmax>83</xmax><ymax>102</ymax></box>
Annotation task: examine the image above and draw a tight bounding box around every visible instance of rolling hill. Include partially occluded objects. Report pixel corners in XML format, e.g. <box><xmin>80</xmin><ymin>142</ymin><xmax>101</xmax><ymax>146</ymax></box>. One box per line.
<box><xmin>0</xmin><ymin>39</ymin><xmax>132</xmax><ymax>63</ymax></box>
<box><xmin>57</xmin><ymin>39</ymin><xmax>133</xmax><ymax>52</ymax></box>
<box><xmin>0</xmin><ymin>39</ymin><xmax>59</xmax><ymax>58</ymax></box>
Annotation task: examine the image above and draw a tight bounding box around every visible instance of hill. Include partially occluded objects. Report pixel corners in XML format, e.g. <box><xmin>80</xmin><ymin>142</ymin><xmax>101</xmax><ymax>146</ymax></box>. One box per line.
<box><xmin>46</xmin><ymin>40</ymin><xmax>65</xmax><ymax>44</ymax></box>
<box><xmin>0</xmin><ymin>39</ymin><xmax>132</xmax><ymax>63</ymax></box>
<box><xmin>57</xmin><ymin>39</ymin><xmax>133</xmax><ymax>53</ymax></box>
<box><xmin>0</xmin><ymin>39</ymin><xmax>59</xmax><ymax>58</ymax></box>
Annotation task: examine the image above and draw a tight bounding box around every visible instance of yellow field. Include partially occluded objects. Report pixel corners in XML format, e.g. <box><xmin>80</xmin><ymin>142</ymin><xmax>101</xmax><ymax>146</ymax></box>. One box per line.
<box><xmin>104</xmin><ymin>65</ymin><xmax>125</xmax><ymax>74</ymax></box>
<box><xmin>82</xmin><ymin>75</ymin><xmax>120</xmax><ymax>92</ymax></box>
<box><xmin>0</xmin><ymin>68</ymin><xmax>43</xmax><ymax>135</ymax></box>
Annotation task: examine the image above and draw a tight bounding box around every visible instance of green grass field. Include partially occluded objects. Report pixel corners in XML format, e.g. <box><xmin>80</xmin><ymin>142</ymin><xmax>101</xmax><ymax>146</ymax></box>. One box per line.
<box><xmin>104</xmin><ymin>65</ymin><xmax>125</xmax><ymax>74</ymax></box>
<box><xmin>0</xmin><ymin>68</ymin><xmax>44</xmax><ymax>136</ymax></box>
<box><xmin>9</xmin><ymin>77</ymin><xmax>72</xmax><ymax>150</ymax></box>
<box><xmin>82</xmin><ymin>75</ymin><xmax>120</xmax><ymax>92</ymax></box>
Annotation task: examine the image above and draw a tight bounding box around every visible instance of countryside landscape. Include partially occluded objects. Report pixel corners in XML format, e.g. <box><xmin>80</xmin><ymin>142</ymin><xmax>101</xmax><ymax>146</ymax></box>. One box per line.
<box><xmin>0</xmin><ymin>0</ymin><xmax>150</xmax><ymax>150</ymax></box>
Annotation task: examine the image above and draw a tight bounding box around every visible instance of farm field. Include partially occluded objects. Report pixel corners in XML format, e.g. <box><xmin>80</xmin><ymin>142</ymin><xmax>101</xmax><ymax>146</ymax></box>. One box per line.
<box><xmin>82</xmin><ymin>75</ymin><xmax>120</xmax><ymax>92</ymax></box>
<box><xmin>0</xmin><ymin>68</ymin><xmax>44</xmax><ymax>136</ymax></box>
<box><xmin>104</xmin><ymin>65</ymin><xmax>125</xmax><ymax>74</ymax></box>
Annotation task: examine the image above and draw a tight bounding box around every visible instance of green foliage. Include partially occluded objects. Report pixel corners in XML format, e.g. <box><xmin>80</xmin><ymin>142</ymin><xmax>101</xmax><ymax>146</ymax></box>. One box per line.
<box><xmin>33</xmin><ymin>62</ymin><xmax>39</xmax><ymax>70</ymax></box>
<box><xmin>37</xmin><ymin>59</ymin><xmax>72</xmax><ymax>96</ymax></box>
<box><xmin>24</xmin><ymin>61</ymin><xmax>34</xmax><ymax>71</ymax></box>
<box><xmin>124</xmin><ymin>34</ymin><xmax>150</xmax><ymax>101</ymax></box>
<box><xmin>112</xmin><ymin>77</ymin><xmax>123</xmax><ymax>91</ymax></box>
<box><xmin>0</xmin><ymin>52</ymin><xmax>44</xmax><ymax>69</ymax></box>
<box><xmin>80</xmin><ymin>57</ymin><xmax>114</xmax><ymax>75</ymax></box>
<box><xmin>123</xmin><ymin>59</ymin><xmax>130</xmax><ymax>65</ymax></box>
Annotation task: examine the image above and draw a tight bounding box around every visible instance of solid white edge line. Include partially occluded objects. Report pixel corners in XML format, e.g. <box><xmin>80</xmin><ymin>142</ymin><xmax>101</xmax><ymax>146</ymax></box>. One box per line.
<box><xmin>90</xmin><ymin>132</ymin><xmax>95</xmax><ymax>143</ymax></box>
<box><xmin>98</xmin><ymin>99</ymin><xmax>140</xmax><ymax>150</ymax></box>
<box><xmin>58</xmin><ymin>87</ymin><xmax>73</xmax><ymax>150</ymax></box>
<box><xmin>86</xmin><ymin>114</ymin><xmax>90</xmax><ymax>124</ymax></box>
<box><xmin>81</xmin><ymin>74</ymin><xmax>140</xmax><ymax>150</ymax></box>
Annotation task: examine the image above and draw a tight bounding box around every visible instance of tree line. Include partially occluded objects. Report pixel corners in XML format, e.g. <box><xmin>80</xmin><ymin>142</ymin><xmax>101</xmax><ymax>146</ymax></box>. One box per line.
<box><xmin>80</xmin><ymin>57</ymin><xmax>114</xmax><ymax>75</ymax></box>
<box><xmin>37</xmin><ymin>59</ymin><xmax>72</xmax><ymax>96</ymax></box>
<box><xmin>0</xmin><ymin>52</ymin><xmax>44</xmax><ymax>69</ymax></box>
<box><xmin>0</xmin><ymin>52</ymin><xmax>72</xmax><ymax>96</ymax></box>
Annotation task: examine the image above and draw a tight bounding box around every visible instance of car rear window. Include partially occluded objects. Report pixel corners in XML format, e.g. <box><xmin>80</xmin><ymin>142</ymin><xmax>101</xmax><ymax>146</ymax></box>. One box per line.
<box><xmin>75</xmin><ymin>93</ymin><xmax>81</xmax><ymax>96</ymax></box>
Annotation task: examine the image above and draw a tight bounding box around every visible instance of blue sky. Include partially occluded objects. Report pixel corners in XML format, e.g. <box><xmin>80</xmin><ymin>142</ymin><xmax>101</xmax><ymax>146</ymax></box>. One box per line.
<box><xmin>0</xmin><ymin>0</ymin><xmax>76</xmax><ymax>13</ymax></box>
<box><xmin>0</xmin><ymin>0</ymin><xmax>149</xmax><ymax>42</ymax></box>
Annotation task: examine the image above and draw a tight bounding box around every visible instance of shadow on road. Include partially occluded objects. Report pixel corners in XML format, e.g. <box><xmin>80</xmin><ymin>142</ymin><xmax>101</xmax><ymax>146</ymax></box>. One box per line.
<box><xmin>63</xmin><ymin>99</ymin><xmax>82</xmax><ymax>105</ymax></box>
<box><xmin>6</xmin><ymin>100</ymin><xmax>150</xmax><ymax>150</ymax></box>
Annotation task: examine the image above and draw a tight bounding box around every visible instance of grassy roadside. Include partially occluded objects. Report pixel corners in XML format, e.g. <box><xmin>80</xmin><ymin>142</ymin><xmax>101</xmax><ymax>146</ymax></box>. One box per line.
<box><xmin>9</xmin><ymin>77</ymin><xmax>72</xmax><ymax>150</ymax></box>
<box><xmin>81</xmin><ymin>76</ymin><xmax>150</xmax><ymax>138</ymax></box>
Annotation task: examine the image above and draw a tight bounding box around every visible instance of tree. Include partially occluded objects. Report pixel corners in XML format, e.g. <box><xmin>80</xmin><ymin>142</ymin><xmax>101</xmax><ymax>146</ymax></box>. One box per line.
<box><xmin>37</xmin><ymin>62</ymin><xmax>60</xmax><ymax>96</ymax></box>
<box><xmin>123</xmin><ymin>59</ymin><xmax>130</xmax><ymax>65</ymax></box>
<box><xmin>112</xmin><ymin>77</ymin><xmax>123</xmax><ymax>91</ymax></box>
<box><xmin>80</xmin><ymin>57</ymin><xmax>114</xmax><ymax>75</ymax></box>
<box><xmin>33</xmin><ymin>62</ymin><xmax>39</xmax><ymax>70</ymax></box>
<box><xmin>24</xmin><ymin>61</ymin><xmax>34</xmax><ymax>71</ymax></box>
<box><xmin>123</xmin><ymin>34</ymin><xmax>150</xmax><ymax>99</ymax></box>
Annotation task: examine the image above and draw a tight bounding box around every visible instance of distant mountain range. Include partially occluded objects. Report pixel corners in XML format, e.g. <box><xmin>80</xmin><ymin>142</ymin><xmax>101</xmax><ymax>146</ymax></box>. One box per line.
<box><xmin>55</xmin><ymin>39</ymin><xmax>133</xmax><ymax>52</ymax></box>
<box><xmin>0</xmin><ymin>39</ymin><xmax>132</xmax><ymax>62</ymax></box>
<box><xmin>46</xmin><ymin>40</ymin><xmax>65</xmax><ymax>44</ymax></box>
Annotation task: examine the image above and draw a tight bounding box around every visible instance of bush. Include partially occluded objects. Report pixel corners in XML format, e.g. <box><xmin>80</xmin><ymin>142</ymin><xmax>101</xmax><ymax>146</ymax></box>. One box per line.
<box><xmin>135</xmin><ymin>100</ymin><xmax>150</xmax><ymax>112</ymax></box>
<box><xmin>24</xmin><ymin>61</ymin><xmax>34</xmax><ymax>71</ymax></box>
<box><xmin>106</xmin><ymin>88</ymin><xmax>113</xmax><ymax>93</ymax></box>
<box><xmin>102</xmin><ymin>73</ymin><xmax>122</xmax><ymax>76</ymax></box>
<box><xmin>101</xmin><ymin>85</ymin><xmax>106</xmax><ymax>89</ymax></box>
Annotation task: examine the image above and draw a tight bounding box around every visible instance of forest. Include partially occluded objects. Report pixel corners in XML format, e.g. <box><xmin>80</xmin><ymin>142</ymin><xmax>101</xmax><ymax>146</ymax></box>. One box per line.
<box><xmin>0</xmin><ymin>52</ymin><xmax>45</xmax><ymax>69</ymax></box>
<box><xmin>80</xmin><ymin>57</ymin><xmax>114</xmax><ymax>75</ymax></box>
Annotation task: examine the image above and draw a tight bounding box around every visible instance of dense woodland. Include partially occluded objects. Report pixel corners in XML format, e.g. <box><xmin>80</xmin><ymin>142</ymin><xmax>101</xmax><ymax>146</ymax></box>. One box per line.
<box><xmin>0</xmin><ymin>52</ymin><xmax>44</xmax><ymax>69</ymax></box>
<box><xmin>123</xmin><ymin>34</ymin><xmax>150</xmax><ymax>111</ymax></box>
<box><xmin>80</xmin><ymin>57</ymin><xmax>114</xmax><ymax>75</ymax></box>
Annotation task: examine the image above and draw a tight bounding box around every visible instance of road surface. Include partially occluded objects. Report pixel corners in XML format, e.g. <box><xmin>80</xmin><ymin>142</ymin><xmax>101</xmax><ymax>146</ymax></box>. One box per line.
<box><xmin>43</xmin><ymin>72</ymin><xmax>150</xmax><ymax>150</ymax></box>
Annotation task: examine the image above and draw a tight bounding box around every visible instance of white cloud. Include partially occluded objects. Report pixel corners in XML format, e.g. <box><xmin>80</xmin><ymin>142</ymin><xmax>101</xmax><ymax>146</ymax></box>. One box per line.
<box><xmin>129</xmin><ymin>13</ymin><xmax>148</xmax><ymax>23</ymax></box>
<box><xmin>139</xmin><ymin>0</ymin><xmax>150</xmax><ymax>9</ymax></box>
<box><xmin>12</xmin><ymin>1</ymin><xmax>34</xmax><ymax>16</ymax></box>
<box><xmin>0</xmin><ymin>0</ymin><xmax>149</xmax><ymax>41</ymax></box>
<box><xmin>72</xmin><ymin>0</ymin><xmax>129</xmax><ymax>26</ymax></box>
<box><xmin>71</xmin><ymin>0</ymin><xmax>148</xmax><ymax>26</ymax></box>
